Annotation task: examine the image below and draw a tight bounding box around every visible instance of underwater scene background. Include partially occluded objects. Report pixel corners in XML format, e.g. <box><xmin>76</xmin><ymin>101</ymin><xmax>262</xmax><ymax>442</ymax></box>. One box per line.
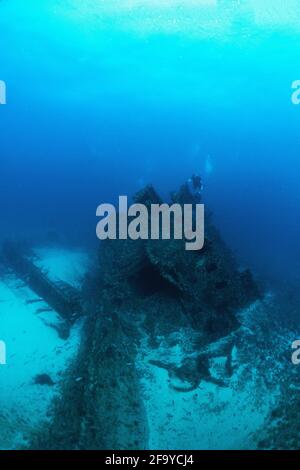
<box><xmin>1</xmin><ymin>0</ymin><xmax>300</xmax><ymax>450</ymax></box>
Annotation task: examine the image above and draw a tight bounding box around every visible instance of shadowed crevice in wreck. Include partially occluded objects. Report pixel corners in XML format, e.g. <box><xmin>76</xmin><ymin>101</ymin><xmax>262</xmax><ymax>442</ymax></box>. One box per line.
<box><xmin>130</xmin><ymin>261</ymin><xmax>182</xmax><ymax>298</ymax></box>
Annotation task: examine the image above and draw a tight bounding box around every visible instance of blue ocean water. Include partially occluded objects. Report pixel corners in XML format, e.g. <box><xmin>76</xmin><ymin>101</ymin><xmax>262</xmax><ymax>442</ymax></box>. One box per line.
<box><xmin>2</xmin><ymin>1</ymin><xmax>300</xmax><ymax>452</ymax></box>
<box><xmin>1</xmin><ymin>1</ymin><xmax>300</xmax><ymax>286</ymax></box>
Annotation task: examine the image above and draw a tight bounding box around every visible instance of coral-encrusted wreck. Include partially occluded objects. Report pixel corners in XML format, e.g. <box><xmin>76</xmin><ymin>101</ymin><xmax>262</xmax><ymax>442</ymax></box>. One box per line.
<box><xmin>30</xmin><ymin>181</ymin><xmax>260</xmax><ymax>450</ymax></box>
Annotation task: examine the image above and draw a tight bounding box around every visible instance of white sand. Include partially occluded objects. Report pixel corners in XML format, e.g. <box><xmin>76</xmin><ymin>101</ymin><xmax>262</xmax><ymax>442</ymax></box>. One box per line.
<box><xmin>138</xmin><ymin>361</ymin><xmax>272</xmax><ymax>450</ymax></box>
<box><xmin>0</xmin><ymin>247</ymin><xmax>89</xmax><ymax>449</ymax></box>
<box><xmin>34</xmin><ymin>246</ymin><xmax>91</xmax><ymax>288</ymax></box>
<box><xmin>136</xmin><ymin>311</ymin><xmax>278</xmax><ymax>450</ymax></box>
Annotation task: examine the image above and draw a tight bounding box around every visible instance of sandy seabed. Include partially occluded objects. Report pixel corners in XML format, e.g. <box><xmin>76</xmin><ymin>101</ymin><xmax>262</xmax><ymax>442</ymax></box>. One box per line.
<box><xmin>0</xmin><ymin>247</ymin><xmax>89</xmax><ymax>449</ymax></box>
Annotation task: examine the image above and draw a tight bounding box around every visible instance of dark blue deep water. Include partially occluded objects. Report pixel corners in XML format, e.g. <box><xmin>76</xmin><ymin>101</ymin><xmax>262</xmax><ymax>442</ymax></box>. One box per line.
<box><xmin>1</xmin><ymin>1</ymin><xmax>300</xmax><ymax>286</ymax></box>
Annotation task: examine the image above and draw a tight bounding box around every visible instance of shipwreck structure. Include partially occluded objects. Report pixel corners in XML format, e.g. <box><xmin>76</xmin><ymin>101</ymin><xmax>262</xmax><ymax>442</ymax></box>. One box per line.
<box><xmin>28</xmin><ymin>180</ymin><xmax>260</xmax><ymax>450</ymax></box>
<box><xmin>1</xmin><ymin>241</ymin><xmax>82</xmax><ymax>337</ymax></box>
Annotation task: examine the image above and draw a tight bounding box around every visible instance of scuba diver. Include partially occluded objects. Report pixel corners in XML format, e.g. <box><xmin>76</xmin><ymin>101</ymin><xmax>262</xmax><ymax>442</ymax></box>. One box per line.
<box><xmin>171</xmin><ymin>173</ymin><xmax>204</xmax><ymax>205</ymax></box>
<box><xmin>186</xmin><ymin>174</ymin><xmax>203</xmax><ymax>203</ymax></box>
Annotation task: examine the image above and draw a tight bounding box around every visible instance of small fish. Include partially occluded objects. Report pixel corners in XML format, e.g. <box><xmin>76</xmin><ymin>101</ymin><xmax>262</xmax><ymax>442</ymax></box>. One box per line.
<box><xmin>33</xmin><ymin>374</ymin><xmax>55</xmax><ymax>386</ymax></box>
<box><xmin>26</xmin><ymin>298</ymin><xmax>44</xmax><ymax>304</ymax></box>
<box><xmin>36</xmin><ymin>307</ymin><xmax>53</xmax><ymax>314</ymax></box>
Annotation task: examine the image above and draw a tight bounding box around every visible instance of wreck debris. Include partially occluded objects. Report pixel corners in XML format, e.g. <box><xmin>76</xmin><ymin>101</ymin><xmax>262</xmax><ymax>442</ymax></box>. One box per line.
<box><xmin>1</xmin><ymin>241</ymin><xmax>83</xmax><ymax>335</ymax></box>
<box><xmin>149</xmin><ymin>331</ymin><xmax>235</xmax><ymax>392</ymax></box>
<box><xmin>30</xmin><ymin>313</ymin><xmax>148</xmax><ymax>450</ymax></box>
